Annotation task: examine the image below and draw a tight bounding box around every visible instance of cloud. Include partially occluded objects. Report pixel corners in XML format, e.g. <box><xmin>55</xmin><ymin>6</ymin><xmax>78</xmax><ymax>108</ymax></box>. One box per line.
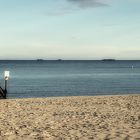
<box><xmin>46</xmin><ymin>6</ymin><xmax>79</xmax><ymax>16</ymax></box>
<box><xmin>67</xmin><ymin>0</ymin><xmax>108</xmax><ymax>8</ymax></box>
<box><xmin>46</xmin><ymin>0</ymin><xmax>109</xmax><ymax>16</ymax></box>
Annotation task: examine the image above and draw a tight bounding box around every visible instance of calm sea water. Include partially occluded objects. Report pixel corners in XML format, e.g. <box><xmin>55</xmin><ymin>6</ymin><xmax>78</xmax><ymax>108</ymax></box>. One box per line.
<box><xmin>0</xmin><ymin>60</ymin><xmax>140</xmax><ymax>98</ymax></box>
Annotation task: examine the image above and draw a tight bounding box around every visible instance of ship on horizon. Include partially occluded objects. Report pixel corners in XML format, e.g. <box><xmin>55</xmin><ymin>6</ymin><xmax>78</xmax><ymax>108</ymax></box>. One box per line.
<box><xmin>36</xmin><ymin>59</ymin><xmax>44</xmax><ymax>61</ymax></box>
<box><xmin>101</xmin><ymin>59</ymin><xmax>116</xmax><ymax>61</ymax></box>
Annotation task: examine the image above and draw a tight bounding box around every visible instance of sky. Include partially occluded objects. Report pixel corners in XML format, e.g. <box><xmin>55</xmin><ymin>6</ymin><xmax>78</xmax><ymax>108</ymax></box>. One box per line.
<box><xmin>0</xmin><ymin>0</ymin><xmax>140</xmax><ymax>60</ymax></box>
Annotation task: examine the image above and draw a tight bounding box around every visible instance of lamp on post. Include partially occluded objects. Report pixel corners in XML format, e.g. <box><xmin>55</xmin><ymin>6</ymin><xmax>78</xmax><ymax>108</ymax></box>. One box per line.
<box><xmin>4</xmin><ymin>71</ymin><xmax>10</xmax><ymax>99</ymax></box>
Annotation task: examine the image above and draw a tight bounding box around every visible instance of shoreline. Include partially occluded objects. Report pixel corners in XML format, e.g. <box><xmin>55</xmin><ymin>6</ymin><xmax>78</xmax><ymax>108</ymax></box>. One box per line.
<box><xmin>4</xmin><ymin>93</ymin><xmax>140</xmax><ymax>100</ymax></box>
<box><xmin>0</xmin><ymin>94</ymin><xmax>140</xmax><ymax>139</ymax></box>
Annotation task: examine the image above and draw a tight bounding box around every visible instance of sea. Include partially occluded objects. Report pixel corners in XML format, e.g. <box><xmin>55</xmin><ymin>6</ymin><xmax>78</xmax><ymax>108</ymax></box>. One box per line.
<box><xmin>0</xmin><ymin>60</ymin><xmax>140</xmax><ymax>99</ymax></box>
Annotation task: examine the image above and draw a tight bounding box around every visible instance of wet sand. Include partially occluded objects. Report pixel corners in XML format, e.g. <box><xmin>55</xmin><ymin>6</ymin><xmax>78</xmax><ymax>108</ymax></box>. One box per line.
<box><xmin>0</xmin><ymin>95</ymin><xmax>140</xmax><ymax>140</ymax></box>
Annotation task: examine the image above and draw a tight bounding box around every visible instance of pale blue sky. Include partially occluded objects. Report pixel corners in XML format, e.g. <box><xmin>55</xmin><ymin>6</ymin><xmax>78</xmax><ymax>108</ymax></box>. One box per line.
<box><xmin>0</xmin><ymin>0</ymin><xmax>140</xmax><ymax>60</ymax></box>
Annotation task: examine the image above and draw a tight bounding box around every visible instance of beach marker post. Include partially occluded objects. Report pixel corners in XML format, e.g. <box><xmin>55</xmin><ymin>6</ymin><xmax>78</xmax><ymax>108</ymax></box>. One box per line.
<box><xmin>4</xmin><ymin>71</ymin><xmax>10</xmax><ymax>99</ymax></box>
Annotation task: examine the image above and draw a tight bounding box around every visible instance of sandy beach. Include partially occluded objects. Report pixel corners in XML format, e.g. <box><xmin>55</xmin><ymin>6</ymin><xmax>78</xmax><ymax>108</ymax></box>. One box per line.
<box><xmin>0</xmin><ymin>95</ymin><xmax>140</xmax><ymax>140</ymax></box>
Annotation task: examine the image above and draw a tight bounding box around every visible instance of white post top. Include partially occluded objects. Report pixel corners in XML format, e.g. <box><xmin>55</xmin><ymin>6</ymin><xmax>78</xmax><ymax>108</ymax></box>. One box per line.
<box><xmin>4</xmin><ymin>71</ymin><xmax>10</xmax><ymax>80</ymax></box>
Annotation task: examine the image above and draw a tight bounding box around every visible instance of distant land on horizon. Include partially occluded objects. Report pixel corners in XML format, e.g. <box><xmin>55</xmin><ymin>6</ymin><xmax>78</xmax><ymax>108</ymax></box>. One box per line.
<box><xmin>0</xmin><ymin>59</ymin><xmax>140</xmax><ymax>61</ymax></box>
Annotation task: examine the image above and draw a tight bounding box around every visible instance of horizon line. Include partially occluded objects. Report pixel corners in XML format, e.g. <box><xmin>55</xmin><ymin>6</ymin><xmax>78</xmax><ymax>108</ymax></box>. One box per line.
<box><xmin>0</xmin><ymin>59</ymin><xmax>140</xmax><ymax>61</ymax></box>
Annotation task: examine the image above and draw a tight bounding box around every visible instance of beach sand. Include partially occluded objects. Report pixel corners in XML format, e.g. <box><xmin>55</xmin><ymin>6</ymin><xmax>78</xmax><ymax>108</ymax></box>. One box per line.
<box><xmin>0</xmin><ymin>95</ymin><xmax>140</xmax><ymax>140</ymax></box>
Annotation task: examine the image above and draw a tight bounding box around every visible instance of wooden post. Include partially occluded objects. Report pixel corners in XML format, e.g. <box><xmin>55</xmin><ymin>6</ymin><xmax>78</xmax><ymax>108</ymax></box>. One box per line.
<box><xmin>4</xmin><ymin>71</ymin><xmax>10</xmax><ymax>99</ymax></box>
<box><xmin>4</xmin><ymin>79</ymin><xmax>7</xmax><ymax>99</ymax></box>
